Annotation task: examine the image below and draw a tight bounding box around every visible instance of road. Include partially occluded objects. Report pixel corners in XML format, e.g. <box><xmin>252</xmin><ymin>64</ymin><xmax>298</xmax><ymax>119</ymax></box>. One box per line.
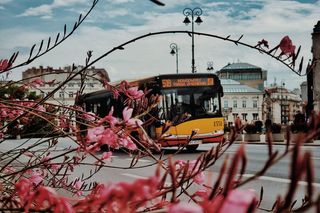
<box><xmin>1</xmin><ymin>138</ymin><xmax>319</xmax><ymax>211</ymax></box>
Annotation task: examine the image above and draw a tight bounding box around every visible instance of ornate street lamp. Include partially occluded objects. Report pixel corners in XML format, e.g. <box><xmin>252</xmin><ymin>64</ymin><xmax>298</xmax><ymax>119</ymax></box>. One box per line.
<box><xmin>207</xmin><ymin>61</ymin><xmax>214</xmax><ymax>72</ymax></box>
<box><xmin>183</xmin><ymin>7</ymin><xmax>203</xmax><ymax>73</ymax></box>
<box><xmin>170</xmin><ymin>43</ymin><xmax>179</xmax><ymax>74</ymax></box>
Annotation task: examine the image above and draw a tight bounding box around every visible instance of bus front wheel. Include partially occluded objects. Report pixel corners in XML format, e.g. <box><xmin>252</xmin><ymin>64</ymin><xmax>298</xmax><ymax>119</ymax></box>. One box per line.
<box><xmin>186</xmin><ymin>144</ymin><xmax>199</xmax><ymax>152</ymax></box>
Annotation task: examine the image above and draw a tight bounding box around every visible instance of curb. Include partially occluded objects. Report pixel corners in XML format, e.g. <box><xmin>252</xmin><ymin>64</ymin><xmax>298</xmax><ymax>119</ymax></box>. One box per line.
<box><xmin>233</xmin><ymin>141</ymin><xmax>320</xmax><ymax>146</ymax></box>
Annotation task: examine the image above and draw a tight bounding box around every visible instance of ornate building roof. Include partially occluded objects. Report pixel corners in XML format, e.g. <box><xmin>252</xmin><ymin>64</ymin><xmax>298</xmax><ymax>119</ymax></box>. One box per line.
<box><xmin>221</xmin><ymin>79</ymin><xmax>262</xmax><ymax>93</ymax></box>
<box><xmin>220</xmin><ymin>62</ymin><xmax>262</xmax><ymax>72</ymax></box>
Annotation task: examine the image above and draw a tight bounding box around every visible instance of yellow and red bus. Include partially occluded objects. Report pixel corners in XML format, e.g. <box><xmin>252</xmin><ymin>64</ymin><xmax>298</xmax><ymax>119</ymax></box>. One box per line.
<box><xmin>78</xmin><ymin>73</ymin><xmax>224</xmax><ymax>151</ymax></box>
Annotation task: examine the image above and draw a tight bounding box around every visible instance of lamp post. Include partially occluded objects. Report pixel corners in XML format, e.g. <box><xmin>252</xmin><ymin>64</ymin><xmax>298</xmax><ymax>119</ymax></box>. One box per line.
<box><xmin>280</xmin><ymin>82</ymin><xmax>285</xmax><ymax>124</ymax></box>
<box><xmin>207</xmin><ymin>61</ymin><xmax>214</xmax><ymax>72</ymax></box>
<box><xmin>183</xmin><ymin>7</ymin><xmax>203</xmax><ymax>73</ymax></box>
<box><xmin>170</xmin><ymin>43</ymin><xmax>179</xmax><ymax>74</ymax></box>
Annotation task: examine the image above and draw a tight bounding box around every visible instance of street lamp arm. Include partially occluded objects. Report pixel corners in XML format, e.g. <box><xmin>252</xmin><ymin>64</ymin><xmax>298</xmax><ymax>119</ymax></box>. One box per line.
<box><xmin>183</xmin><ymin>7</ymin><xmax>203</xmax><ymax>17</ymax></box>
<box><xmin>170</xmin><ymin>43</ymin><xmax>178</xmax><ymax>50</ymax></box>
<box><xmin>101</xmin><ymin>30</ymin><xmax>307</xmax><ymax>76</ymax></box>
<box><xmin>16</xmin><ymin>30</ymin><xmax>306</xmax><ymax>121</ymax></box>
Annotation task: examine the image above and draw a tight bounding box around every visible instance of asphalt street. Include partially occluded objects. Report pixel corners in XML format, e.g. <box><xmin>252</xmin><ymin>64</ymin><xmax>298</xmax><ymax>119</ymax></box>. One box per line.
<box><xmin>1</xmin><ymin>138</ymin><xmax>319</xmax><ymax>211</ymax></box>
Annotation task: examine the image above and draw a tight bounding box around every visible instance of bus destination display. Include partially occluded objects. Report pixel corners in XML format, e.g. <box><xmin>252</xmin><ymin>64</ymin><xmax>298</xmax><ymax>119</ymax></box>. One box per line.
<box><xmin>161</xmin><ymin>78</ymin><xmax>214</xmax><ymax>88</ymax></box>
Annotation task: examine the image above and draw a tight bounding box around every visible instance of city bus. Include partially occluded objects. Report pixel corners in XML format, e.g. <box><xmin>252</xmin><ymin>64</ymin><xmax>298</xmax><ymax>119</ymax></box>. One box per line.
<box><xmin>77</xmin><ymin>73</ymin><xmax>224</xmax><ymax>151</ymax></box>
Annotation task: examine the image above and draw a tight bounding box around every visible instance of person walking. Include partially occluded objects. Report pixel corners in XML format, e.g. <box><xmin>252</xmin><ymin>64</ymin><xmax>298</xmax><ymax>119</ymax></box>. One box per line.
<box><xmin>234</xmin><ymin>116</ymin><xmax>242</xmax><ymax>133</ymax></box>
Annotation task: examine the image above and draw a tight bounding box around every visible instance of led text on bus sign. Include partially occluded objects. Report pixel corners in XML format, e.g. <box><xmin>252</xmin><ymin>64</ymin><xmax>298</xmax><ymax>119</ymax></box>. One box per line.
<box><xmin>161</xmin><ymin>78</ymin><xmax>214</xmax><ymax>88</ymax></box>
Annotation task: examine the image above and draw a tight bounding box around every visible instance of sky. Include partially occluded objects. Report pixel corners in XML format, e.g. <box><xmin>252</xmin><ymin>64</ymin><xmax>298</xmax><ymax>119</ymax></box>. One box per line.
<box><xmin>0</xmin><ymin>0</ymin><xmax>319</xmax><ymax>90</ymax></box>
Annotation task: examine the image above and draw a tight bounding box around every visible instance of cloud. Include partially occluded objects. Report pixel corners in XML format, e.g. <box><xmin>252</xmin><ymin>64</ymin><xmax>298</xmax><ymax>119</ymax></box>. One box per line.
<box><xmin>105</xmin><ymin>8</ymin><xmax>130</xmax><ymax>18</ymax></box>
<box><xmin>0</xmin><ymin>0</ymin><xmax>12</xmax><ymax>4</ymax></box>
<box><xmin>1</xmin><ymin>0</ymin><xmax>319</xmax><ymax>90</ymax></box>
<box><xmin>109</xmin><ymin>0</ymin><xmax>135</xmax><ymax>4</ymax></box>
<box><xmin>18</xmin><ymin>0</ymin><xmax>87</xmax><ymax>17</ymax></box>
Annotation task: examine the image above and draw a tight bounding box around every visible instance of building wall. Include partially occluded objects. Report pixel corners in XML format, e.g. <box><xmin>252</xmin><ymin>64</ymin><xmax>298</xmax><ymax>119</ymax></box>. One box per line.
<box><xmin>312</xmin><ymin>21</ymin><xmax>320</xmax><ymax>113</ymax></box>
<box><xmin>263</xmin><ymin>87</ymin><xmax>302</xmax><ymax>124</ymax></box>
<box><xmin>22</xmin><ymin>65</ymin><xmax>109</xmax><ymax>106</ymax></box>
<box><xmin>221</xmin><ymin>93</ymin><xmax>263</xmax><ymax>125</ymax></box>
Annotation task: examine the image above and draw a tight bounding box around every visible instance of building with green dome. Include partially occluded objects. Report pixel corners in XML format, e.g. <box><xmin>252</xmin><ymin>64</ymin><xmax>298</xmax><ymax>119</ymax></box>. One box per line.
<box><xmin>216</xmin><ymin>62</ymin><xmax>267</xmax><ymax>91</ymax></box>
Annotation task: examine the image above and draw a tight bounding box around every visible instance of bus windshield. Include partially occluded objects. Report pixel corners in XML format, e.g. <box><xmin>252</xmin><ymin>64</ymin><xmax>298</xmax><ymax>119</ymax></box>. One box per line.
<box><xmin>159</xmin><ymin>87</ymin><xmax>221</xmax><ymax>122</ymax></box>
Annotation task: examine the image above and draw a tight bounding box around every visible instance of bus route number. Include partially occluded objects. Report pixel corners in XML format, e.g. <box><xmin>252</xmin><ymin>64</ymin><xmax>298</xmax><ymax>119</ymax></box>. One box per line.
<box><xmin>213</xmin><ymin>120</ymin><xmax>223</xmax><ymax>127</ymax></box>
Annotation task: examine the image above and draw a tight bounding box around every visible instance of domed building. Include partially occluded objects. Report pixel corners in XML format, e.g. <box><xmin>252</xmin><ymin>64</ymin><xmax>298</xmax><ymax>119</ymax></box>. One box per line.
<box><xmin>216</xmin><ymin>62</ymin><xmax>267</xmax><ymax>91</ymax></box>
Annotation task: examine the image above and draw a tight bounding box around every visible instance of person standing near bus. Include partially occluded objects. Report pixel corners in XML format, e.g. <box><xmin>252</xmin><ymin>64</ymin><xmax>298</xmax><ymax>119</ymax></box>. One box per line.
<box><xmin>234</xmin><ymin>116</ymin><xmax>242</xmax><ymax>133</ymax></box>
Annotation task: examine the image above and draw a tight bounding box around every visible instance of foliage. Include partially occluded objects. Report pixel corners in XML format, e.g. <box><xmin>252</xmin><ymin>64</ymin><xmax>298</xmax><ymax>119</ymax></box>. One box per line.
<box><xmin>244</xmin><ymin>124</ymin><xmax>258</xmax><ymax>134</ymax></box>
<box><xmin>271</xmin><ymin>123</ymin><xmax>282</xmax><ymax>134</ymax></box>
<box><xmin>254</xmin><ymin>120</ymin><xmax>263</xmax><ymax>133</ymax></box>
<box><xmin>291</xmin><ymin>112</ymin><xmax>308</xmax><ymax>133</ymax></box>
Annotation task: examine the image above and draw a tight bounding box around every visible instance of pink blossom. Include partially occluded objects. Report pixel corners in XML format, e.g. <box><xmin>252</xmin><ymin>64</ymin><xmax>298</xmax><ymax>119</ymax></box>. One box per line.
<box><xmin>175</xmin><ymin>160</ymin><xmax>205</xmax><ymax>185</ymax></box>
<box><xmin>168</xmin><ymin>202</ymin><xmax>203</xmax><ymax>213</ymax></box>
<box><xmin>0</xmin><ymin>59</ymin><xmax>10</xmax><ymax>72</ymax></box>
<box><xmin>29</xmin><ymin>170</ymin><xmax>44</xmax><ymax>185</ymax></box>
<box><xmin>73</xmin><ymin>179</ymin><xmax>84</xmax><ymax>190</ymax></box>
<box><xmin>83</xmin><ymin>112</ymin><xmax>96</xmax><ymax>121</ymax></box>
<box><xmin>50</xmin><ymin>164</ymin><xmax>61</xmax><ymax>171</ymax></box>
<box><xmin>59</xmin><ymin>115</ymin><xmax>68</xmax><ymax>128</ymax></box>
<box><xmin>279</xmin><ymin>36</ymin><xmax>295</xmax><ymax>56</ymax></box>
<box><xmin>98</xmin><ymin>107</ymin><xmax>119</xmax><ymax>127</ymax></box>
<box><xmin>24</xmin><ymin>151</ymin><xmax>34</xmax><ymax>157</ymax></box>
<box><xmin>74</xmin><ymin>173</ymin><xmax>160</xmax><ymax>212</ymax></box>
<box><xmin>15</xmin><ymin>178</ymin><xmax>33</xmax><ymax>203</ymax></box>
<box><xmin>46</xmin><ymin>79</ymin><xmax>56</xmax><ymax>86</ymax></box>
<box><xmin>3</xmin><ymin>165</ymin><xmax>16</xmax><ymax>173</ymax></box>
<box><xmin>219</xmin><ymin>189</ymin><xmax>257</xmax><ymax>213</ymax></box>
<box><xmin>125</xmin><ymin>86</ymin><xmax>144</xmax><ymax>99</ymax></box>
<box><xmin>101</xmin><ymin>151</ymin><xmax>112</xmax><ymax>160</ymax></box>
<box><xmin>100</xmin><ymin>128</ymin><xmax>119</xmax><ymax>148</ymax></box>
<box><xmin>30</xmin><ymin>78</ymin><xmax>45</xmax><ymax>87</ymax></box>
<box><xmin>87</xmin><ymin>126</ymin><xmax>104</xmax><ymax>142</ymax></box>
<box><xmin>119</xmin><ymin>136</ymin><xmax>137</xmax><ymax>150</ymax></box>
<box><xmin>37</xmin><ymin>105</ymin><xmax>46</xmax><ymax>112</ymax></box>
<box><xmin>122</xmin><ymin>107</ymin><xmax>143</xmax><ymax>128</ymax></box>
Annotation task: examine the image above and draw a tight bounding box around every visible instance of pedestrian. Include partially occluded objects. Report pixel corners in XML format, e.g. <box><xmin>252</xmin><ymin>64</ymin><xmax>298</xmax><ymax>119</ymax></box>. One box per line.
<box><xmin>234</xmin><ymin>116</ymin><xmax>242</xmax><ymax>133</ymax></box>
<box><xmin>265</xmin><ymin>118</ymin><xmax>272</xmax><ymax>133</ymax></box>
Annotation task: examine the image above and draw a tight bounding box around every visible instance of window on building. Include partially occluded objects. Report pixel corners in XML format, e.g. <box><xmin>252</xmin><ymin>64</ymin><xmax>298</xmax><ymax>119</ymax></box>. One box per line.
<box><xmin>242</xmin><ymin>113</ymin><xmax>247</xmax><ymax>121</ymax></box>
<box><xmin>59</xmin><ymin>91</ymin><xmax>64</xmax><ymax>98</ymax></box>
<box><xmin>233</xmin><ymin>100</ymin><xmax>237</xmax><ymax>108</ymax></box>
<box><xmin>242</xmin><ymin>100</ymin><xmax>246</xmax><ymax>108</ymax></box>
<box><xmin>224</xmin><ymin>100</ymin><xmax>228</xmax><ymax>109</ymax></box>
<box><xmin>252</xmin><ymin>113</ymin><xmax>258</xmax><ymax>120</ymax></box>
<box><xmin>232</xmin><ymin>113</ymin><xmax>238</xmax><ymax>120</ymax></box>
<box><xmin>253</xmin><ymin>100</ymin><xmax>258</xmax><ymax>108</ymax></box>
<box><xmin>69</xmin><ymin>92</ymin><xmax>74</xmax><ymax>98</ymax></box>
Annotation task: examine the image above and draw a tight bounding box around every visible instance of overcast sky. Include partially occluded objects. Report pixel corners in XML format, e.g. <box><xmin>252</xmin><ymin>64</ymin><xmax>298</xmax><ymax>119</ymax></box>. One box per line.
<box><xmin>0</xmin><ymin>0</ymin><xmax>319</xmax><ymax>90</ymax></box>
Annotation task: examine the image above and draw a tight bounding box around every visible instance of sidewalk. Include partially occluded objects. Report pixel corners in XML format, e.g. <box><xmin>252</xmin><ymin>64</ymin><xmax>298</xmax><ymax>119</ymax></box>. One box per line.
<box><xmin>232</xmin><ymin>134</ymin><xmax>320</xmax><ymax>146</ymax></box>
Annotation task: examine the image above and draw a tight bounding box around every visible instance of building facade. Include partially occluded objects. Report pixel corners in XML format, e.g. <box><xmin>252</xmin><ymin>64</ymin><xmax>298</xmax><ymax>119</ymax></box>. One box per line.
<box><xmin>312</xmin><ymin>21</ymin><xmax>320</xmax><ymax>113</ymax></box>
<box><xmin>22</xmin><ymin>65</ymin><xmax>109</xmax><ymax>106</ymax></box>
<box><xmin>221</xmin><ymin>79</ymin><xmax>263</xmax><ymax>126</ymax></box>
<box><xmin>263</xmin><ymin>85</ymin><xmax>302</xmax><ymax>124</ymax></box>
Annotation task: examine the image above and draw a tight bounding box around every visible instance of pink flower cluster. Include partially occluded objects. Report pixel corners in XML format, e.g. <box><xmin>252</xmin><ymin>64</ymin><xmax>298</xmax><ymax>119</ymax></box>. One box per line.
<box><xmin>0</xmin><ymin>101</ymin><xmax>46</xmax><ymax>121</ymax></box>
<box><xmin>0</xmin><ymin>59</ymin><xmax>10</xmax><ymax>72</ymax></box>
<box><xmin>86</xmin><ymin>107</ymin><xmax>142</xmax><ymax>152</ymax></box>
<box><xmin>15</xmin><ymin>178</ymin><xmax>74</xmax><ymax>213</ymax></box>
<box><xmin>175</xmin><ymin>160</ymin><xmax>205</xmax><ymax>184</ymax></box>
<box><xmin>169</xmin><ymin>189</ymin><xmax>257</xmax><ymax>213</ymax></box>
<box><xmin>279</xmin><ymin>36</ymin><xmax>295</xmax><ymax>57</ymax></box>
<box><xmin>74</xmin><ymin>173</ymin><xmax>160</xmax><ymax>212</ymax></box>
